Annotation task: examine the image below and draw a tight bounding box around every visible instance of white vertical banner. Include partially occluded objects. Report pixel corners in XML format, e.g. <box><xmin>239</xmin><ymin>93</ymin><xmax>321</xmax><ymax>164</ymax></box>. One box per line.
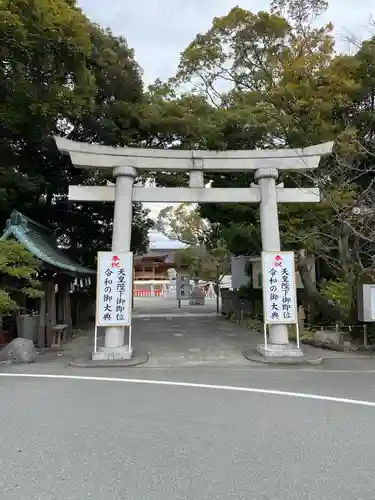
<box><xmin>96</xmin><ymin>251</ymin><xmax>133</xmax><ymax>327</ymax></box>
<box><xmin>370</xmin><ymin>287</ymin><xmax>375</xmax><ymax>321</ymax></box>
<box><xmin>262</xmin><ymin>251</ymin><xmax>298</xmax><ymax>325</ymax></box>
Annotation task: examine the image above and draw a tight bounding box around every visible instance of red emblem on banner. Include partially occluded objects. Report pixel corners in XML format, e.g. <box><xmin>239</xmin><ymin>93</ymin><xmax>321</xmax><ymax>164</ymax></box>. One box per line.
<box><xmin>111</xmin><ymin>255</ymin><xmax>120</xmax><ymax>268</ymax></box>
<box><xmin>274</xmin><ymin>254</ymin><xmax>283</xmax><ymax>267</ymax></box>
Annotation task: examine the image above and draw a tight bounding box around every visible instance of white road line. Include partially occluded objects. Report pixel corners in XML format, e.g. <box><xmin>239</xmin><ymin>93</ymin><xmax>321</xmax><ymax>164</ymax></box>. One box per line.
<box><xmin>0</xmin><ymin>372</ymin><xmax>375</xmax><ymax>407</ymax></box>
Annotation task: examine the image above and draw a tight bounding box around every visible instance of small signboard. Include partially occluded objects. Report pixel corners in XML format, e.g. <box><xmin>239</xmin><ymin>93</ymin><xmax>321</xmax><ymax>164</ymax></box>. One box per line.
<box><xmin>359</xmin><ymin>284</ymin><xmax>375</xmax><ymax>322</ymax></box>
<box><xmin>262</xmin><ymin>251</ymin><xmax>298</xmax><ymax>325</ymax></box>
<box><xmin>176</xmin><ymin>274</ymin><xmax>190</xmax><ymax>301</ymax></box>
<box><xmin>96</xmin><ymin>251</ymin><xmax>133</xmax><ymax>327</ymax></box>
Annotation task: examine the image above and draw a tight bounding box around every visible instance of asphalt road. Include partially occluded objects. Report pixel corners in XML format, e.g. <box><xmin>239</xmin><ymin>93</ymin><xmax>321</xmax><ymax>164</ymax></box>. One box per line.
<box><xmin>1</xmin><ymin>367</ymin><xmax>375</xmax><ymax>500</ymax></box>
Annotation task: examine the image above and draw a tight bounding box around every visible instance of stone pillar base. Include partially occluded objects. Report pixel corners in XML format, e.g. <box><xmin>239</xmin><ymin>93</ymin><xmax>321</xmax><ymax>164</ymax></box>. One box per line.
<box><xmin>92</xmin><ymin>345</ymin><xmax>133</xmax><ymax>361</ymax></box>
<box><xmin>257</xmin><ymin>343</ymin><xmax>304</xmax><ymax>358</ymax></box>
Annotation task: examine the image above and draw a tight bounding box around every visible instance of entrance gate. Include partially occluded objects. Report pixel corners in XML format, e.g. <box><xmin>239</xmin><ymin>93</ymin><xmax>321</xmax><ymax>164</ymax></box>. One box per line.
<box><xmin>55</xmin><ymin>137</ymin><xmax>333</xmax><ymax>360</ymax></box>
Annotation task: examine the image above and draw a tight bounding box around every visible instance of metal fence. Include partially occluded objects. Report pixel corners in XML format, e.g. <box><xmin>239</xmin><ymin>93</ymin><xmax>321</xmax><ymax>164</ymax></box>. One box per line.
<box><xmin>221</xmin><ymin>290</ymin><xmax>375</xmax><ymax>348</ymax></box>
<box><xmin>221</xmin><ymin>290</ymin><xmax>254</xmax><ymax>317</ymax></box>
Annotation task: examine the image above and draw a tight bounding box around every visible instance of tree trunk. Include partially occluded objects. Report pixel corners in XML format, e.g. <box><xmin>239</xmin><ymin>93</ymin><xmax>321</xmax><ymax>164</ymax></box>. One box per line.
<box><xmin>297</xmin><ymin>250</ymin><xmax>342</xmax><ymax>322</ymax></box>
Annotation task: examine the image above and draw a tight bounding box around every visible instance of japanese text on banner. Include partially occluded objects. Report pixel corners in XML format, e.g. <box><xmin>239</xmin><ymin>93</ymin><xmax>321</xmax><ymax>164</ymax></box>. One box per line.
<box><xmin>262</xmin><ymin>252</ymin><xmax>297</xmax><ymax>324</ymax></box>
<box><xmin>96</xmin><ymin>252</ymin><xmax>132</xmax><ymax>326</ymax></box>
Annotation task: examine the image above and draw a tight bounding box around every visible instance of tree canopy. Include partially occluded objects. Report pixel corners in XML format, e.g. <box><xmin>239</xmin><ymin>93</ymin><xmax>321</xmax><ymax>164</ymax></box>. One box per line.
<box><xmin>151</xmin><ymin>0</ymin><xmax>375</xmax><ymax>321</ymax></box>
<box><xmin>0</xmin><ymin>0</ymin><xmax>153</xmax><ymax>269</ymax></box>
<box><xmin>157</xmin><ymin>203</ymin><xmax>230</xmax><ymax>283</ymax></box>
<box><xmin>0</xmin><ymin>241</ymin><xmax>42</xmax><ymax>313</ymax></box>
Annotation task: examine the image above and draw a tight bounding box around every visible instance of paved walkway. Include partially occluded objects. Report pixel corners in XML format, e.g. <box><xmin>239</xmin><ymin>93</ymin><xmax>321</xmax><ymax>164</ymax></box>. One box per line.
<box><xmin>0</xmin><ymin>295</ymin><xmax>369</xmax><ymax>370</ymax></box>
<box><xmin>130</xmin><ymin>295</ymin><xmax>246</xmax><ymax>366</ymax></box>
<box><xmin>24</xmin><ymin>295</ymin><xmax>374</xmax><ymax>370</ymax></box>
<box><xmin>62</xmin><ymin>314</ymin><xmax>254</xmax><ymax>368</ymax></box>
<box><xmin>133</xmin><ymin>315</ymin><xmax>251</xmax><ymax>366</ymax></box>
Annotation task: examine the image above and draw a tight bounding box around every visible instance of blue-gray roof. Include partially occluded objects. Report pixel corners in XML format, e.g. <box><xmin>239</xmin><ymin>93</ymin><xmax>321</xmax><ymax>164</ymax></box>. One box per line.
<box><xmin>1</xmin><ymin>211</ymin><xmax>95</xmax><ymax>276</ymax></box>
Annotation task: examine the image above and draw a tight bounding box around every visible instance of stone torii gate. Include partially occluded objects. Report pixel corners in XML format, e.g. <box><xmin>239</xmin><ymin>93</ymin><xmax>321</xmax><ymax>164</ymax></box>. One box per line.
<box><xmin>55</xmin><ymin>137</ymin><xmax>333</xmax><ymax>360</ymax></box>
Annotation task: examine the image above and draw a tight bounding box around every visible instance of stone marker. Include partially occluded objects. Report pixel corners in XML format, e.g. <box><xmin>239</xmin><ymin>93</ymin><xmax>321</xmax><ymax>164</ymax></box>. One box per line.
<box><xmin>0</xmin><ymin>338</ymin><xmax>37</xmax><ymax>364</ymax></box>
<box><xmin>190</xmin><ymin>284</ymin><xmax>205</xmax><ymax>305</ymax></box>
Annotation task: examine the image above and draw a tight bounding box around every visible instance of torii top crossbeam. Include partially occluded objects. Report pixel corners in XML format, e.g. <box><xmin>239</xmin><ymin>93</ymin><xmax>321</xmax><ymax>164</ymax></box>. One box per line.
<box><xmin>55</xmin><ymin>137</ymin><xmax>333</xmax><ymax>172</ymax></box>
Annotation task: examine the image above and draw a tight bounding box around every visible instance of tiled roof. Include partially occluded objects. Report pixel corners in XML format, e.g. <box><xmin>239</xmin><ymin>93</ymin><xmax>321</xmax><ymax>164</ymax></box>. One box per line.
<box><xmin>1</xmin><ymin>211</ymin><xmax>95</xmax><ymax>276</ymax></box>
<box><xmin>148</xmin><ymin>231</ymin><xmax>186</xmax><ymax>250</ymax></box>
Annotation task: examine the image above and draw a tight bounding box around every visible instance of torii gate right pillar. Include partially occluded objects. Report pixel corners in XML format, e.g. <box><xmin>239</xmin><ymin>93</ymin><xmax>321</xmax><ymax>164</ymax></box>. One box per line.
<box><xmin>255</xmin><ymin>168</ymin><xmax>290</xmax><ymax>350</ymax></box>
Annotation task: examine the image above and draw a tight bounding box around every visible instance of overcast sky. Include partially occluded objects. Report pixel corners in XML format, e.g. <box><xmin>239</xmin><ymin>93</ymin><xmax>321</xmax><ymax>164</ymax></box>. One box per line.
<box><xmin>78</xmin><ymin>0</ymin><xmax>373</xmax><ymax>85</ymax></box>
<box><xmin>76</xmin><ymin>0</ymin><xmax>373</xmax><ymax>227</ymax></box>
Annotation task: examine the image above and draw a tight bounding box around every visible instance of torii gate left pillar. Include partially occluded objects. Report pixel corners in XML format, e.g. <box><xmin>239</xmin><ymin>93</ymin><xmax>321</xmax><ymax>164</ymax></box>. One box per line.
<box><xmin>100</xmin><ymin>166</ymin><xmax>137</xmax><ymax>358</ymax></box>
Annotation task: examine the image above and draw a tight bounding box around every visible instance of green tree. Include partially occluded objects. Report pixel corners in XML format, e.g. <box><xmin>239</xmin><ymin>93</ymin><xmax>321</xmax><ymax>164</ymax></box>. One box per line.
<box><xmin>175</xmin><ymin>0</ymin><xmax>352</xmax><ymax>148</ymax></box>
<box><xmin>157</xmin><ymin>203</ymin><xmax>230</xmax><ymax>284</ymax></box>
<box><xmin>0</xmin><ymin>241</ymin><xmax>42</xmax><ymax>313</ymax></box>
<box><xmin>68</xmin><ymin>23</ymin><xmax>143</xmax><ymax>146</ymax></box>
<box><xmin>135</xmin><ymin>81</ymin><xmax>225</xmax><ymax>189</ymax></box>
<box><xmin>0</xmin><ymin>0</ymin><xmax>95</xmax><ymax>229</ymax></box>
<box><xmin>0</xmin><ymin>0</ymin><xmax>153</xmax><ymax>267</ymax></box>
<box><xmin>55</xmin><ymin>22</ymin><xmax>154</xmax><ymax>263</ymax></box>
<box><xmin>173</xmin><ymin>245</ymin><xmax>230</xmax><ymax>285</ymax></box>
<box><xmin>165</xmin><ymin>0</ymin><xmax>375</xmax><ymax>322</ymax></box>
<box><xmin>157</xmin><ymin>203</ymin><xmax>211</xmax><ymax>245</ymax></box>
<box><xmin>0</xmin><ymin>0</ymin><xmax>95</xmax><ymax>143</ymax></box>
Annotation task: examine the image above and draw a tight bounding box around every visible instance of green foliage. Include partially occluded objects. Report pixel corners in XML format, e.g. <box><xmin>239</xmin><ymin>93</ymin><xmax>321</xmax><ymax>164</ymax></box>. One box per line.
<box><xmin>174</xmin><ymin>244</ymin><xmax>230</xmax><ymax>283</ymax></box>
<box><xmin>157</xmin><ymin>203</ymin><xmax>210</xmax><ymax>245</ymax></box>
<box><xmin>68</xmin><ymin>23</ymin><xmax>142</xmax><ymax>145</ymax></box>
<box><xmin>138</xmin><ymin>82</ymin><xmax>219</xmax><ymax>150</ymax></box>
<box><xmin>320</xmin><ymin>279</ymin><xmax>352</xmax><ymax>320</ymax></box>
<box><xmin>0</xmin><ymin>0</ymin><xmax>153</xmax><ymax>268</ymax></box>
<box><xmin>0</xmin><ymin>0</ymin><xmax>95</xmax><ymax>139</ymax></box>
<box><xmin>139</xmin><ymin>0</ymin><xmax>375</xmax><ymax>322</ymax></box>
<box><xmin>0</xmin><ymin>241</ymin><xmax>42</xmax><ymax>313</ymax></box>
<box><xmin>157</xmin><ymin>203</ymin><xmax>230</xmax><ymax>282</ymax></box>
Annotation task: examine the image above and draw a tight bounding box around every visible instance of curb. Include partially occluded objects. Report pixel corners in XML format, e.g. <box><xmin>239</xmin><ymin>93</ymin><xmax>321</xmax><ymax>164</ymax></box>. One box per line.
<box><xmin>69</xmin><ymin>352</ymin><xmax>150</xmax><ymax>368</ymax></box>
<box><xmin>242</xmin><ymin>351</ymin><xmax>324</xmax><ymax>366</ymax></box>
